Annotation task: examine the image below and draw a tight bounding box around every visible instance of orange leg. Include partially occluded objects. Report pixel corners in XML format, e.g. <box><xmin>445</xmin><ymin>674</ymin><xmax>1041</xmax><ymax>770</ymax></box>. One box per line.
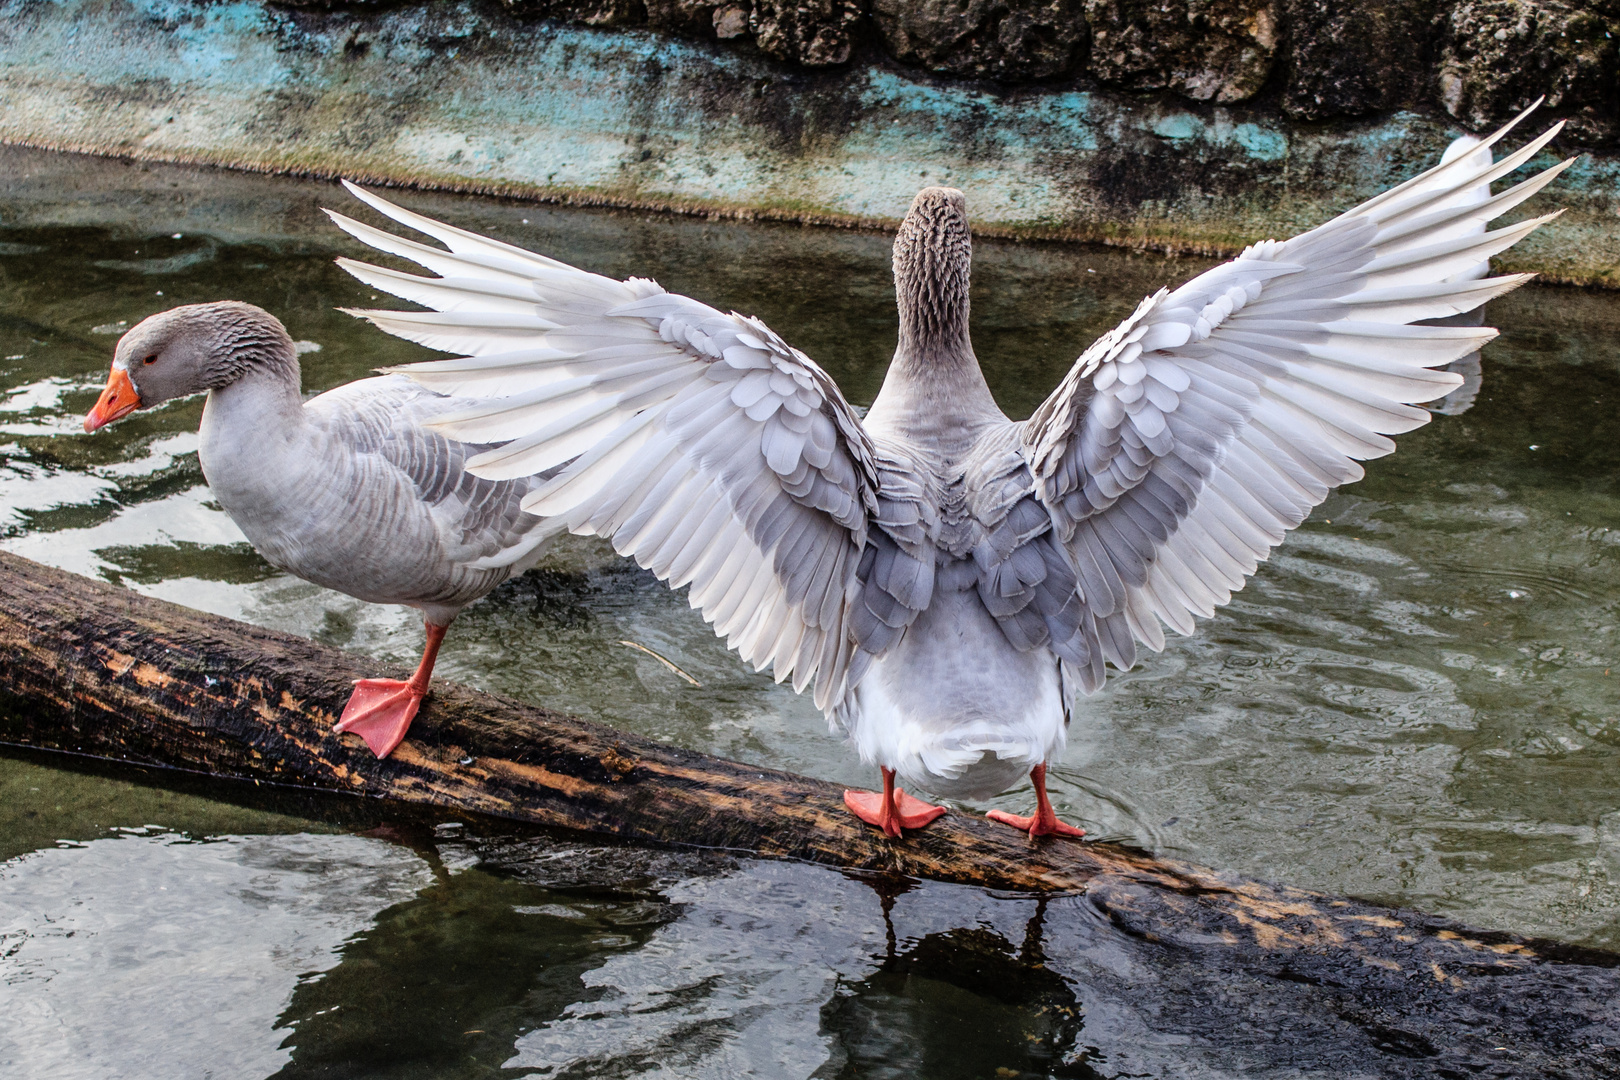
<box><xmin>334</xmin><ymin>621</ymin><xmax>448</xmax><ymax>759</ymax></box>
<box><xmin>844</xmin><ymin>767</ymin><xmax>947</xmax><ymax>838</ymax></box>
<box><xmin>987</xmin><ymin>764</ymin><xmax>1086</xmax><ymax>839</ymax></box>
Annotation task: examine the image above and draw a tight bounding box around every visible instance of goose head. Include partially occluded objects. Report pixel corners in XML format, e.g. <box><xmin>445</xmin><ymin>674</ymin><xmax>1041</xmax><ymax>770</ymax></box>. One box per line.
<box><xmin>892</xmin><ymin>186</ymin><xmax>973</xmax><ymax>363</ymax></box>
<box><xmin>84</xmin><ymin>302</ymin><xmax>297</xmax><ymax>431</ymax></box>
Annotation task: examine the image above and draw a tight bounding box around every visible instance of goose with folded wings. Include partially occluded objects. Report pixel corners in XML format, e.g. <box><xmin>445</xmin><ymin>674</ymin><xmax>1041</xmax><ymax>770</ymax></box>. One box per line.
<box><xmin>82</xmin><ymin>302</ymin><xmax>555</xmax><ymax>760</ymax></box>
<box><xmin>328</xmin><ymin>107</ymin><xmax>1568</xmax><ymax>839</ymax></box>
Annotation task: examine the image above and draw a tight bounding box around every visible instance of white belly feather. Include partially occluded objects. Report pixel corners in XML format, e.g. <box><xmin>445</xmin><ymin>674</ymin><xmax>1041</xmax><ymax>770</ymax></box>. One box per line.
<box><xmin>835</xmin><ymin>581</ymin><xmax>1068</xmax><ymax>801</ymax></box>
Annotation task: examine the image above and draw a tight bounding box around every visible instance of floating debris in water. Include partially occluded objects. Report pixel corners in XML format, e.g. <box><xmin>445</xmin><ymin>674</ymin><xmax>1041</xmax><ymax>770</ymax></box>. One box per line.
<box><xmin>620</xmin><ymin>640</ymin><xmax>701</xmax><ymax>686</ymax></box>
<box><xmin>293</xmin><ymin>340</ymin><xmax>322</xmax><ymax>355</ymax></box>
<box><xmin>90</xmin><ymin>321</ymin><xmax>129</xmax><ymax>335</ymax></box>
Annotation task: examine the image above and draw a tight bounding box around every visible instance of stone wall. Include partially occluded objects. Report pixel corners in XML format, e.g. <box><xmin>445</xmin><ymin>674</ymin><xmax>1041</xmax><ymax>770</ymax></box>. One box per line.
<box><xmin>2</xmin><ymin>0</ymin><xmax>1614</xmax><ymax>284</ymax></box>
<box><xmin>268</xmin><ymin>0</ymin><xmax>1620</xmax><ymax>145</ymax></box>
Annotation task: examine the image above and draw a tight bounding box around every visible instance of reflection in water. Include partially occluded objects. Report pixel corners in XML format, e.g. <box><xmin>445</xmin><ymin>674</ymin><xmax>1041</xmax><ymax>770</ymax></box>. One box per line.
<box><xmin>506</xmin><ymin>862</ymin><xmax>884</xmax><ymax>1077</ymax></box>
<box><xmin>1426</xmin><ymin>303</ymin><xmax>1487</xmax><ymax>418</ymax></box>
<box><xmin>0</xmin><ymin>825</ymin><xmax>1106</xmax><ymax>1080</ymax></box>
<box><xmin>0</xmin><ymin>832</ymin><xmax>430</xmax><ymax>1080</ymax></box>
<box><xmin>818</xmin><ymin>888</ymin><xmax>1094</xmax><ymax>1080</ymax></box>
<box><xmin>503</xmin><ymin>862</ymin><xmax>1099</xmax><ymax>1079</ymax></box>
<box><xmin>1430</xmin><ymin>351</ymin><xmax>1483</xmax><ymax>416</ymax></box>
<box><xmin>1</xmin><ymin>785</ymin><xmax>1616</xmax><ymax>1078</ymax></box>
<box><xmin>271</xmin><ymin>842</ymin><xmax>673</xmax><ymax>1079</ymax></box>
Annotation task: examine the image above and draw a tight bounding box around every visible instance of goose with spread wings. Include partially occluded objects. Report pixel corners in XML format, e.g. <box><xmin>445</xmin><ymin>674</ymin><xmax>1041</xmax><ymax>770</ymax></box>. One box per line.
<box><xmin>328</xmin><ymin>108</ymin><xmax>1568</xmax><ymax>839</ymax></box>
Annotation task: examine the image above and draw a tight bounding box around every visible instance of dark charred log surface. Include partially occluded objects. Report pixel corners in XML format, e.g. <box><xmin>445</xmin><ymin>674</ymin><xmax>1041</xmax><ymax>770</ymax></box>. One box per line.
<box><xmin>2</xmin><ymin>548</ymin><xmax>1619</xmax><ymax>1076</ymax></box>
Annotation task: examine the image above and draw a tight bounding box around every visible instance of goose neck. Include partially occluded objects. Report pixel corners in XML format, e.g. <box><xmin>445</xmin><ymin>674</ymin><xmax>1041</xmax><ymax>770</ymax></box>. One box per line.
<box><xmin>199</xmin><ymin>355</ymin><xmax>307</xmax><ymax>448</ymax></box>
<box><xmin>867</xmin><ymin>345</ymin><xmax>1003</xmax><ymax>455</ymax></box>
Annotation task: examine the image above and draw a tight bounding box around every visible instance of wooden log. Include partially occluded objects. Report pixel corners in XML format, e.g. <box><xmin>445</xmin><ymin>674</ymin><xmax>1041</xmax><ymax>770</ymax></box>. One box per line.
<box><xmin>2</xmin><ymin>545</ymin><xmax>1618</xmax><ymax>1053</ymax></box>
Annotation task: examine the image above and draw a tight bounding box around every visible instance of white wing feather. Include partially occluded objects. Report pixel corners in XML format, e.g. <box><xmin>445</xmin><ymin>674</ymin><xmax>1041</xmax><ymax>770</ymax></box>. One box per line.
<box><xmin>328</xmin><ymin>182</ymin><xmax>887</xmax><ymax>708</ymax></box>
<box><xmin>330</xmin><ymin>104</ymin><xmax>1564</xmax><ymax>709</ymax></box>
<box><xmin>1023</xmin><ymin>106</ymin><xmax>1570</xmax><ymax>682</ymax></box>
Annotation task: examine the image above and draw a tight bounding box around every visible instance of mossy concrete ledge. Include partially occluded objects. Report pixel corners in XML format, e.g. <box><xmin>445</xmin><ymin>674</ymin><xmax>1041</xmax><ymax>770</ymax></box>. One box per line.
<box><xmin>1</xmin><ymin>0</ymin><xmax>1616</xmax><ymax>284</ymax></box>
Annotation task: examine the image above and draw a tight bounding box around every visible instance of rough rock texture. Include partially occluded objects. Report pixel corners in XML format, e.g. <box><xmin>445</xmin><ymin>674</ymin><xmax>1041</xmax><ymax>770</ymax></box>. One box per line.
<box><xmin>712</xmin><ymin>2</ymin><xmax>750</xmax><ymax>35</ymax></box>
<box><xmin>400</xmin><ymin>0</ymin><xmax>1620</xmax><ymax>141</ymax></box>
<box><xmin>644</xmin><ymin>0</ymin><xmax>728</xmax><ymax>35</ymax></box>
<box><xmin>1280</xmin><ymin>0</ymin><xmax>1438</xmax><ymax>119</ymax></box>
<box><xmin>1084</xmin><ymin>0</ymin><xmax>1280</xmax><ymax>102</ymax></box>
<box><xmin>499</xmin><ymin>0</ymin><xmax>865</xmax><ymax>63</ymax></box>
<box><xmin>1438</xmin><ymin>0</ymin><xmax>1620</xmax><ymax>145</ymax></box>
<box><xmin>751</xmin><ymin>0</ymin><xmax>866</xmax><ymax>65</ymax></box>
<box><xmin>872</xmin><ymin>0</ymin><xmax>1089</xmax><ymax>80</ymax></box>
<box><xmin>500</xmin><ymin>0</ymin><xmax>648</xmax><ymax>27</ymax></box>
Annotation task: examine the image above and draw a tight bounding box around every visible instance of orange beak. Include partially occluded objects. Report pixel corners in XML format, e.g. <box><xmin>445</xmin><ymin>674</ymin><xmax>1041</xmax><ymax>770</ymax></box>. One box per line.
<box><xmin>83</xmin><ymin>367</ymin><xmax>142</xmax><ymax>432</ymax></box>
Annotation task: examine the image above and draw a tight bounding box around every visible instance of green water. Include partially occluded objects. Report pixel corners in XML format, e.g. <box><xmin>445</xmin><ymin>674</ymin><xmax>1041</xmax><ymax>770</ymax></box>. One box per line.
<box><xmin>1</xmin><ymin>147</ymin><xmax>1618</xmax><ymax>1078</ymax></box>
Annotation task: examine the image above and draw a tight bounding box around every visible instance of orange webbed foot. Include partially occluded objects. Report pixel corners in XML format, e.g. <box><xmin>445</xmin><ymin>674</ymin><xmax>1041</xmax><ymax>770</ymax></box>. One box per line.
<box><xmin>891</xmin><ymin>788</ymin><xmax>948</xmax><ymax>830</ymax></box>
<box><xmin>987</xmin><ymin>763</ymin><xmax>1087</xmax><ymax>840</ymax></box>
<box><xmin>845</xmin><ymin>787</ymin><xmax>946</xmax><ymax>837</ymax></box>
<box><xmin>335</xmin><ymin>678</ymin><xmax>424</xmax><ymax>759</ymax></box>
<box><xmin>986</xmin><ymin>809</ymin><xmax>1086</xmax><ymax>839</ymax></box>
<box><xmin>845</xmin><ymin>768</ymin><xmax>946</xmax><ymax>838</ymax></box>
<box><xmin>334</xmin><ymin>621</ymin><xmax>448</xmax><ymax>760</ymax></box>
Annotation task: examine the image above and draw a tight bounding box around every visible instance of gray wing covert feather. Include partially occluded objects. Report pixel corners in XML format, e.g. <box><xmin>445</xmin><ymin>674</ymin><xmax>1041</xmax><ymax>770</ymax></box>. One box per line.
<box><xmin>959</xmin><ymin>426</ymin><xmax>1098</xmax><ymax>686</ymax></box>
<box><xmin>846</xmin><ymin>445</ymin><xmax>936</xmax><ymax>687</ymax></box>
<box><xmin>331</xmin><ymin>378</ymin><xmax>551</xmax><ymax>569</ymax></box>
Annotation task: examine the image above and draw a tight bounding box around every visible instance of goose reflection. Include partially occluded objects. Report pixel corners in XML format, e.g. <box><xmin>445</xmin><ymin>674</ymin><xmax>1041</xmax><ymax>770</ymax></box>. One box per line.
<box><xmin>268</xmin><ymin>834</ymin><xmax>671</xmax><ymax>1078</ymax></box>
<box><xmin>1430</xmin><ymin>350</ymin><xmax>1484</xmax><ymax>417</ymax></box>
<box><xmin>820</xmin><ymin>880</ymin><xmax>1098</xmax><ymax>1080</ymax></box>
<box><xmin>502</xmin><ymin>859</ymin><xmax>1097</xmax><ymax>1077</ymax></box>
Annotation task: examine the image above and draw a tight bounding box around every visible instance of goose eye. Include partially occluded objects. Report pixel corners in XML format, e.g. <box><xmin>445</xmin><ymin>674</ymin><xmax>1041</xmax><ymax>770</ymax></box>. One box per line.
<box><xmin>142</xmin><ymin>354</ymin><xmax>158</xmax><ymax>366</ymax></box>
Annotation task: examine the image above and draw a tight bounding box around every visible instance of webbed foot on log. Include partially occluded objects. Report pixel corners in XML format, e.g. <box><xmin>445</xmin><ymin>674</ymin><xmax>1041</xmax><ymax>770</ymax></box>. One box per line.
<box><xmin>333</xmin><ymin>620</ymin><xmax>448</xmax><ymax>759</ymax></box>
<box><xmin>335</xmin><ymin>679</ymin><xmax>425</xmax><ymax>758</ymax></box>
<box><xmin>987</xmin><ymin>764</ymin><xmax>1086</xmax><ymax>840</ymax></box>
<box><xmin>844</xmin><ymin>766</ymin><xmax>946</xmax><ymax>838</ymax></box>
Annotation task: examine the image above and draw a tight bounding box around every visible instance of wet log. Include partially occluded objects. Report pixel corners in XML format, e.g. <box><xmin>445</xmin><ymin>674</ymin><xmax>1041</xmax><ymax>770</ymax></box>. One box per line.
<box><xmin>2</xmin><ymin>548</ymin><xmax>1618</xmax><ymax>1070</ymax></box>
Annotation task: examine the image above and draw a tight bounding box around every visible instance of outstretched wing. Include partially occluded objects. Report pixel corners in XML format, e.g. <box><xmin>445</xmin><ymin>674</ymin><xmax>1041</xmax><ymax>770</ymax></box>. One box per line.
<box><xmin>1023</xmin><ymin>107</ymin><xmax>1570</xmax><ymax>684</ymax></box>
<box><xmin>325</xmin><ymin>182</ymin><xmax>920</xmax><ymax>709</ymax></box>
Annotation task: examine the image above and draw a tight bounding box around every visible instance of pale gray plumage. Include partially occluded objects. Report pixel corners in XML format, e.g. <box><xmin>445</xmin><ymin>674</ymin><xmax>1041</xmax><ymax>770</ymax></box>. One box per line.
<box><xmin>1424</xmin><ymin>133</ymin><xmax>1495</xmax><ymax>417</ymax></box>
<box><xmin>110</xmin><ymin>302</ymin><xmax>553</xmax><ymax>628</ymax></box>
<box><xmin>331</xmin><ymin>104</ymin><xmax>1568</xmax><ymax>803</ymax></box>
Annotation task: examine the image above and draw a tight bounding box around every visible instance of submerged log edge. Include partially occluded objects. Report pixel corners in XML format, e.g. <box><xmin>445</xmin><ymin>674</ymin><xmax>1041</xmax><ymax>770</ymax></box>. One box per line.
<box><xmin>0</xmin><ymin>550</ymin><xmax>1612</xmax><ymax>982</ymax></box>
